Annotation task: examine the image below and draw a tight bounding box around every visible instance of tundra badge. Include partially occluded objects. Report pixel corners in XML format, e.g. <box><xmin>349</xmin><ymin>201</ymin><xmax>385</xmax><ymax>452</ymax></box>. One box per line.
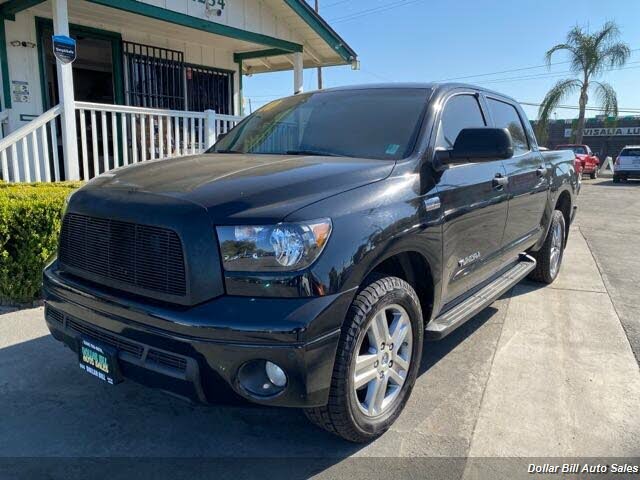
<box><xmin>459</xmin><ymin>252</ymin><xmax>481</xmax><ymax>267</ymax></box>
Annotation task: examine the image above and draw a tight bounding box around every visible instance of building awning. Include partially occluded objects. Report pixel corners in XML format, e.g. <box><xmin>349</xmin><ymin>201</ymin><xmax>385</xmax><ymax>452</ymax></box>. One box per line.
<box><xmin>0</xmin><ymin>0</ymin><xmax>358</xmax><ymax>75</ymax></box>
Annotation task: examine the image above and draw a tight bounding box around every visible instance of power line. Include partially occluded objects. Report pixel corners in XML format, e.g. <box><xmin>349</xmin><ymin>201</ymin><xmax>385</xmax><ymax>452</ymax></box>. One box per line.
<box><xmin>519</xmin><ymin>102</ymin><xmax>640</xmax><ymax>113</ymax></box>
<box><xmin>476</xmin><ymin>62</ymin><xmax>640</xmax><ymax>85</ymax></box>
<box><xmin>321</xmin><ymin>0</ymin><xmax>352</xmax><ymax>9</ymax></box>
<box><xmin>328</xmin><ymin>0</ymin><xmax>425</xmax><ymax>24</ymax></box>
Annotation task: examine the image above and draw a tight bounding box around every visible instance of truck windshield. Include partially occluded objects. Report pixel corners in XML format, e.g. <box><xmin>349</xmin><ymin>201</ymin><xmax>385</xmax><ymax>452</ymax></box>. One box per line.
<box><xmin>209</xmin><ymin>88</ymin><xmax>431</xmax><ymax>160</ymax></box>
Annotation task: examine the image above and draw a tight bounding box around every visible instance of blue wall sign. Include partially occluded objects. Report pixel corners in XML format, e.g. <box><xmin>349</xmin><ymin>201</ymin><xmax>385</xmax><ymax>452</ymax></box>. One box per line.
<box><xmin>52</xmin><ymin>35</ymin><xmax>77</xmax><ymax>64</ymax></box>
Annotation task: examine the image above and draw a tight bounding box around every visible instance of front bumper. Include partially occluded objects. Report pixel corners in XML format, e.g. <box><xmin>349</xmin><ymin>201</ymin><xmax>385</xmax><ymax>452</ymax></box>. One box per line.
<box><xmin>43</xmin><ymin>262</ymin><xmax>355</xmax><ymax>408</ymax></box>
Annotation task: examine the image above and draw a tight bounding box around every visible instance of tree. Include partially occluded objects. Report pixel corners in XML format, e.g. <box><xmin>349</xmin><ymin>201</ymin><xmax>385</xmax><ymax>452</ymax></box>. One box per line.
<box><xmin>538</xmin><ymin>22</ymin><xmax>630</xmax><ymax>144</ymax></box>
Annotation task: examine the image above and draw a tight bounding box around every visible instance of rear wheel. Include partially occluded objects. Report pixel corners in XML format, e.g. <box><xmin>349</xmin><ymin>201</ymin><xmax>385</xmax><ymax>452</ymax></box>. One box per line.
<box><xmin>305</xmin><ymin>276</ymin><xmax>423</xmax><ymax>443</ymax></box>
<box><xmin>590</xmin><ymin>168</ymin><xmax>598</xmax><ymax>179</ymax></box>
<box><xmin>613</xmin><ymin>176</ymin><xmax>621</xmax><ymax>184</ymax></box>
<box><xmin>528</xmin><ymin>210</ymin><xmax>566</xmax><ymax>284</ymax></box>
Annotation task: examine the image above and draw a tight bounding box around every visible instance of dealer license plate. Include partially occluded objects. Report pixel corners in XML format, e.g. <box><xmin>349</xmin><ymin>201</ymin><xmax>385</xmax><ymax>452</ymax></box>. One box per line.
<box><xmin>78</xmin><ymin>338</ymin><xmax>122</xmax><ymax>385</ymax></box>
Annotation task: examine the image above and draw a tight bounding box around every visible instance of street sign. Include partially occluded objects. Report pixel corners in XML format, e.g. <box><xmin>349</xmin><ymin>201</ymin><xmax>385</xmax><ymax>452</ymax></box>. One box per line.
<box><xmin>52</xmin><ymin>35</ymin><xmax>77</xmax><ymax>64</ymax></box>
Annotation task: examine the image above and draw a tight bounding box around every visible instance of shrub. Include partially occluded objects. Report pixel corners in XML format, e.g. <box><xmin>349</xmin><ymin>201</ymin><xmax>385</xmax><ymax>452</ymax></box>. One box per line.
<box><xmin>0</xmin><ymin>182</ymin><xmax>83</xmax><ymax>304</ymax></box>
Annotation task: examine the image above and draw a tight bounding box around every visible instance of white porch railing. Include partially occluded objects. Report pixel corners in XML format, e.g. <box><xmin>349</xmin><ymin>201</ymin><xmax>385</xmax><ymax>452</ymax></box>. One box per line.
<box><xmin>0</xmin><ymin>105</ymin><xmax>63</xmax><ymax>183</ymax></box>
<box><xmin>75</xmin><ymin>102</ymin><xmax>243</xmax><ymax>181</ymax></box>
<box><xmin>0</xmin><ymin>103</ymin><xmax>243</xmax><ymax>183</ymax></box>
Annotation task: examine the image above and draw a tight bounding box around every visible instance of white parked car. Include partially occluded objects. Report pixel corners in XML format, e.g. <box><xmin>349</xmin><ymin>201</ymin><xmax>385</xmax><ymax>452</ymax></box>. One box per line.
<box><xmin>614</xmin><ymin>146</ymin><xmax>640</xmax><ymax>183</ymax></box>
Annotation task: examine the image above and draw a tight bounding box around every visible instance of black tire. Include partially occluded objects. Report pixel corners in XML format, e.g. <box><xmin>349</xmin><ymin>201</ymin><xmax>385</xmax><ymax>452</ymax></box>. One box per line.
<box><xmin>305</xmin><ymin>276</ymin><xmax>424</xmax><ymax>443</ymax></box>
<box><xmin>613</xmin><ymin>176</ymin><xmax>621</xmax><ymax>184</ymax></box>
<box><xmin>590</xmin><ymin>169</ymin><xmax>598</xmax><ymax>179</ymax></box>
<box><xmin>528</xmin><ymin>210</ymin><xmax>566</xmax><ymax>284</ymax></box>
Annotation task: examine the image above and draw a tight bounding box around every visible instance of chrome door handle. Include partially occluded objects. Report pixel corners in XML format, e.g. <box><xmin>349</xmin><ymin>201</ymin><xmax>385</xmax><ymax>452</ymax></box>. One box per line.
<box><xmin>492</xmin><ymin>174</ymin><xmax>508</xmax><ymax>189</ymax></box>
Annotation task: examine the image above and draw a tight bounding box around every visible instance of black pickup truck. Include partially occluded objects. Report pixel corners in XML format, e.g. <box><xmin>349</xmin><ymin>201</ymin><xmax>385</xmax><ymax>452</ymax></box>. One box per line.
<box><xmin>43</xmin><ymin>83</ymin><xmax>578</xmax><ymax>443</ymax></box>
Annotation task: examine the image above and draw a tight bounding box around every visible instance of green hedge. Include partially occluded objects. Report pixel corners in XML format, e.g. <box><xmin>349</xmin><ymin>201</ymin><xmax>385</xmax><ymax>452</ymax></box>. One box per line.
<box><xmin>0</xmin><ymin>182</ymin><xmax>83</xmax><ymax>304</ymax></box>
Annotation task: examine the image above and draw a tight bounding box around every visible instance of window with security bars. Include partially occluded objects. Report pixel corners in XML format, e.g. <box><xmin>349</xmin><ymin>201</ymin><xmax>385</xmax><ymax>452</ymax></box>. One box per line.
<box><xmin>123</xmin><ymin>42</ymin><xmax>185</xmax><ymax>110</ymax></box>
<box><xmin>122</xmin><ymin>42</ymin><xmax>234</xmax><ymax>114</ymax></box>
<box><xmin>186</xmin><ymin>65</ymin><xmax>233</xmax><ymax>115</ymax></box>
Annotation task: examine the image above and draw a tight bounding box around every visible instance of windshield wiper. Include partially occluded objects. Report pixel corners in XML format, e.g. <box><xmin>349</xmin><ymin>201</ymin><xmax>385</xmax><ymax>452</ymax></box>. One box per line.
<box><xmin>285</xmin><ymin>149</ymin><xmax>341</xmax><ymax>157</ymax></box>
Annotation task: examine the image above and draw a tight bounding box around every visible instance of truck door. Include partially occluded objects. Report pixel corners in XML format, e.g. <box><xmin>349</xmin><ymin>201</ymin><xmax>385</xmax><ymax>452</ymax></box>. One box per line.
<box><xmin>485</xmin><ymin>97</ymin><xmax>549</xmax><ymax>252</ymax></box>
<box><xmin>434</xmin><ymin>92</ymin><xmax>510</xmax><ymax>304</ymax></box>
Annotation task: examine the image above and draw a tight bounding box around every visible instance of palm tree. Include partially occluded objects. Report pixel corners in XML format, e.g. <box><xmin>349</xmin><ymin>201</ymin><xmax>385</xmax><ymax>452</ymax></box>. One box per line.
<box><xmin>538</xmin><ymin>22</ymin><xmax>630</xmax><ymax>144</ymax></box>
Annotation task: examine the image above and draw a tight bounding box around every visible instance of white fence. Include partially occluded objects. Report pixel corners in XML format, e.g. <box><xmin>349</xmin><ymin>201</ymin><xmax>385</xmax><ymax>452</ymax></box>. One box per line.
<box><xmin>0</xmin><ymin>102</ymin><xmax>243</xmax><ymax>183</ymax></box>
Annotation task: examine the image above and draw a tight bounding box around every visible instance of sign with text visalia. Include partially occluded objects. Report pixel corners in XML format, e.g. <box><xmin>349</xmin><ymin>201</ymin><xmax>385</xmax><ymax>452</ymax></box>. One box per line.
<box><xmin>52</xmin><ymin>35</ymin><xmax>77</xmax><ymax>64</ymax></box>
<box><xmin>565</xmin><ymin>126</ymin><xmax>640</xmax><ymax>137</ymax></box>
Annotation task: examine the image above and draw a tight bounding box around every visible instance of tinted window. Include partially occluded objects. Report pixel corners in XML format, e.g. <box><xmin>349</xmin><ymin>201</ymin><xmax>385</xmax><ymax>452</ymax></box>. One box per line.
<box><xmin>211</xmin><ymin>88</ymin><xmax>430</xmax><ymax>160</ymax></box>
<box><xmin>436</xmin><ymin>94</ymin><xmax>486</xmax><ymax>149</ymax></box>
<box><xmin>487</xmin><ymin>98</ymin><xmax>529</xmax><ymax>156</ymax></box>
<box><xmin>621</xmin><ymin>148</ymin><xmax>640</xmax><ymax>156</ymax></box>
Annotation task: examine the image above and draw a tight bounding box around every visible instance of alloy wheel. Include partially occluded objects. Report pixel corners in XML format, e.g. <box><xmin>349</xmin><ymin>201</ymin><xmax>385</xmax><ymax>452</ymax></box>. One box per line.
<box><xmin>549</xmin><ymin>220</ymin><xmax>564</xmax><ymax>278</ymax></box>
<box><xmin>352</xmin><ymin>304</ymin><xmax>413</xmax><ymax>417</ymax></box>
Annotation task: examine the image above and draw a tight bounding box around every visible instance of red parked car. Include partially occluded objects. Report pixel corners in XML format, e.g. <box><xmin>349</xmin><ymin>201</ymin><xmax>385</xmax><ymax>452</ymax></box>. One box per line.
<box><xmin>555</xmin><ymin>144</ymin><xmax>600</xmax><ymax>179</ymax></box>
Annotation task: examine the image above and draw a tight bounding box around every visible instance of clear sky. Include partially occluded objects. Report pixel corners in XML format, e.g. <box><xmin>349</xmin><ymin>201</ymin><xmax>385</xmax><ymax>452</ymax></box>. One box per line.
<box><xmin>243</xmin><ymin>0</ymin><xmax>640</xmax><ymax>120</ymax></box>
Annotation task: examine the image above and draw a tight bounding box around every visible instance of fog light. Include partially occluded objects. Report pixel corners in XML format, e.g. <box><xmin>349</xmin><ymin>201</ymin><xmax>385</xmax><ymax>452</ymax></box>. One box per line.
<box><xmin>265</xmin><ymin>361</ymin><xmax>287</xmax><ymax>387</ymax></box>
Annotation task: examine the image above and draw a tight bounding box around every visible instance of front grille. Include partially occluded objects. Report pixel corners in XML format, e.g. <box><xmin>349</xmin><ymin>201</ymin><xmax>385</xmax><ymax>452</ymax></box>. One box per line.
<box><xmin>59</xmin><ymin>213</ymin><xmax>187</xmax><ymax>297</ymax></box>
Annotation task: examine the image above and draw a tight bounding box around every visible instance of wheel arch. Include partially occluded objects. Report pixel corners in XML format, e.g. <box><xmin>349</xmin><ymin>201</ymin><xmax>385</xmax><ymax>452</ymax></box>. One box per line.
<box><xmin>555</xmin><ymin>190</ymin><xmax>572</xmax><ymax>244</ymax></box>
<box><xmin>363</xmin><ymin>251</ymin><xmax>435</xmax><ymax>324</ymax></box>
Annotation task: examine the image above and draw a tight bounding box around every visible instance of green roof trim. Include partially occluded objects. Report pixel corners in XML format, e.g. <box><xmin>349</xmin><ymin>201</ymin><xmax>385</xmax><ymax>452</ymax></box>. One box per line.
<box><xmin>283</xmin><ymin>0</ymin><xmax>357</xmax><ymax>64</ymax></box>
<box><xmin>233</xmin><ymin>48</ymin><xmax>291</xmax><ymax>62</ymax></box>
<box><xmin>86</xmin><ymin>0</ymin><xmax>303</xmax><ymax>53</ymax></box>
<box><xmin>0</xmin><ymin>0</ymin><xmax>47</xmax><ymax>20</ymax></box>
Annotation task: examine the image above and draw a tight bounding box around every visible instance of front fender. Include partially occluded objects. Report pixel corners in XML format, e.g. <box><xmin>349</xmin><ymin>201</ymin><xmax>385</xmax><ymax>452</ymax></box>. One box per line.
<box><xmin>287</xmin><ymin>170</ymin><xmax>444</xmax><ymax>312</ymax></box>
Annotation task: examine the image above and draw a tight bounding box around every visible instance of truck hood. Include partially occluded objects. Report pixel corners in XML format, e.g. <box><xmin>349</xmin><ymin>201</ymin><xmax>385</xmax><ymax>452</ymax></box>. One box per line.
<box><xmin>84</xmin><ymin>153</ymin><xmax>395</xmax><ymax>222</ymax></box>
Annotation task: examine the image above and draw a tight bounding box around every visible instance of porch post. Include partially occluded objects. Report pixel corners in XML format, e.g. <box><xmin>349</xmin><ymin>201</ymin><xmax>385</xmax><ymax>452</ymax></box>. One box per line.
<box><xmin>293</xmin><ymin>52</ymin><xmax>303</xmax><ymax>95</ymax></box>
<box><xmin>204</xmin><ymin>110</ymin><xmax>217</xmax><ymax>150</ymax></box>
<box><xmin>52</xmin><ymin>0</ymin><xmax>79</xmax><ymax>180</ymax></box>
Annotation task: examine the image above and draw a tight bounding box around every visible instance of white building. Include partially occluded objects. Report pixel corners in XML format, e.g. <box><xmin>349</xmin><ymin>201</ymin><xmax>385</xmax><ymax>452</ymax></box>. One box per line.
<box><xmin>0</xmin><ymin>0</ymin><xmax>358</xmax><ymax>182</ymax></box>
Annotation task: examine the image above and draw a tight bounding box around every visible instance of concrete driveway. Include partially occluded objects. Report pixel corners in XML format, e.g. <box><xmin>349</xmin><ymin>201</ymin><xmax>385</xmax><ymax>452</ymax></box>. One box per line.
<box><xmin>1</xmin><ymin>179</ymin><xmax>639</xmax><ymax>479</ymax></box>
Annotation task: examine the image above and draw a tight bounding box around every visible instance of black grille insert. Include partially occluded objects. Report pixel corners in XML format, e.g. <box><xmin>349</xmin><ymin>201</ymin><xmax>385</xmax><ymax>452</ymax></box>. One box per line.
<box><xmin>45</xmin><ymin>305</ymin><xmax>64</xmax><ymax>324</ymax></box>
<box><xmin>59</xmin><ymin>213</ymin><xmax>187</xmax><ymax>297</ymax></box>
<box><xmin>147</xmin><ymin>349</ymin><xmax>188</xmax><ymax>371</ymax></box>
<box><xmin>47</xmin><ymin>306</ymin><xmax>189</xmax><ymax>373</ymax></box>
<box><xmin>66</xmin><ymin>316</ymin><xmax>144</xmax><ymax>358</ymax></box>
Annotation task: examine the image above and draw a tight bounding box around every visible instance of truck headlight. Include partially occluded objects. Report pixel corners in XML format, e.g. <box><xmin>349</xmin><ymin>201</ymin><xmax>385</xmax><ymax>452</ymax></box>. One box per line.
<box><xmin>217</xmin><ymin>219</ymin><xmax>332</xmax><ymax>272</ymax></box>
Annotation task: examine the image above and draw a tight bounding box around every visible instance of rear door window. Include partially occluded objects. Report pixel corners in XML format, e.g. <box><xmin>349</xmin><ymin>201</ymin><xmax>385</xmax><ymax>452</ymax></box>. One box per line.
<box><xmin>436</xmin><ymin>94</ymin><xmax>486</xmax><ymax>149</ymax></box>
<box><xmin>487</xmin><ymin>98</ymin><xmax>530</xmax><ymax>156</ymax></box>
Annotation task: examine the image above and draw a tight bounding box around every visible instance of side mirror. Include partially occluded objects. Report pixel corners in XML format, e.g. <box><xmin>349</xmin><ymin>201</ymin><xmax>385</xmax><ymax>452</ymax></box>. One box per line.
<box><xmin>437</xmin><ymin>128</ymin><xmax>514</xmax><ymax>164</ymax></box>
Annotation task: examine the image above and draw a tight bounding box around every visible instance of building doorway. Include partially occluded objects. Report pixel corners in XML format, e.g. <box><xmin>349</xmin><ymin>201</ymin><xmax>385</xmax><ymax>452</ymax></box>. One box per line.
<box><xmin>37</xmin><ymin>18</ymin><xmax>124</xmax><ymax>109</ymax></box>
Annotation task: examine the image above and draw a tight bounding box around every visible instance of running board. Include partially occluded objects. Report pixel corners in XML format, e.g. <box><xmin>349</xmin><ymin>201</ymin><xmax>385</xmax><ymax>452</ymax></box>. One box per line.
<box><xmin>425</xmin><ymin>254</ymin><xmax>537</xmax><ymax>340</ymax></box>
